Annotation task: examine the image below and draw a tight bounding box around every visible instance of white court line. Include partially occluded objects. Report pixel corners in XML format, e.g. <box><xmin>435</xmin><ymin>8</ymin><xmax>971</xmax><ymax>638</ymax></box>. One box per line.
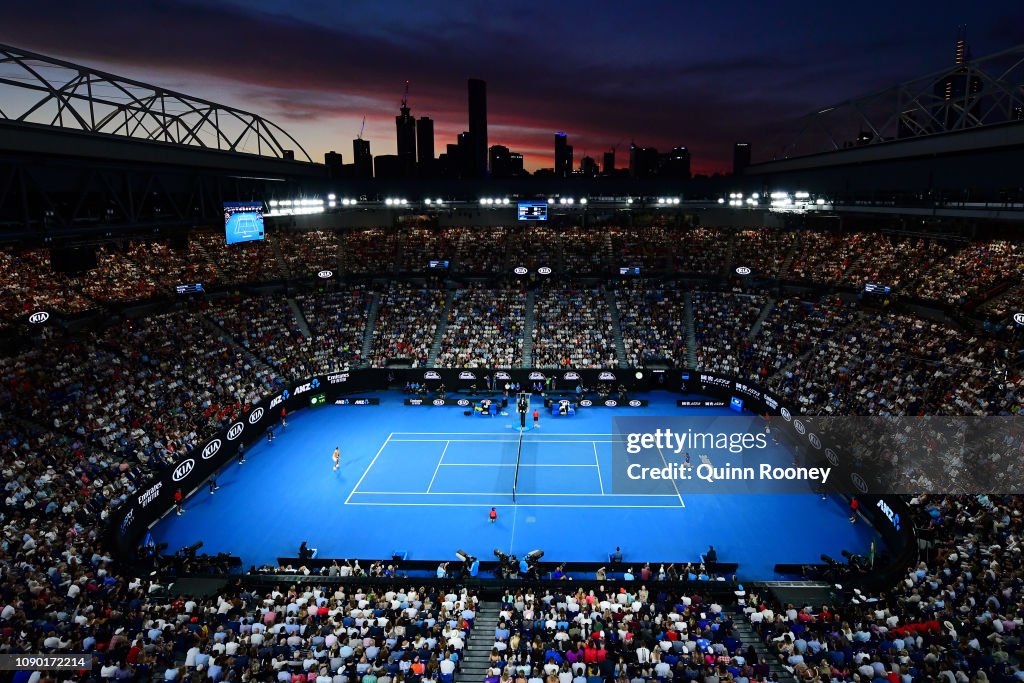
<box><xmin>425</xmin><ymin>440</ymin><xmax>450</xmax><ymax>493</ymax></box>
<box><xmin>349</xmin><ymin>490</ymin><xmax>675</xmax><ymax>497</ymax></box>
<box><xmin>391</xmin><ymin>439</ymin><xmax>618</xmax><ymax>443</ymax></box>
<box><xmin>439</xmin><ymin>463</ymin><xmax>597</xmax><ymax>467</ymax></box>
<box><xmin>656</xmin><ymin>445</ymin><xmax>687</xmax><ymax>509</ymax></box>
<box><xmin>509</xmin><ymin>506</ymin><xmax>518</xmax><ymax>553</ymax></box>
<box><xmin>346</xmin><ymin>502</ymin><xmax>681</xmax><ymax>509</ymax></box>
<box><xmin>344</xmin><ymin>433</ymin><xmax>394</xmax><ymax>504</ymax></box>
<box><xmin>594</xmin><ymin>442</ymin><xmax>605</xmax><ymax>495</ymax></box>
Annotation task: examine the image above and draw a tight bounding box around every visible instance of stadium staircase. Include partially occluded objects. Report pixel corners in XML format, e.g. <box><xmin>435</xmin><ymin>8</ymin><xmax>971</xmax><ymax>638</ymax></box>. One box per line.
<box><xmin>459</xmin><ymin>600</ymin><xmax>501</xmax><ymax>683</ymax></box>
<box><xmin>521</xmin><ymin>289</ymin><xmax>536</xmax><ymax>367</ymax></box>
<box><xmin>426</xmin><ymin>289</ymin><xmax>456</xmax><ymax>367</ymax></box>
<box><xmin>777</xmin><ymin>235</ymin><xmax>800</xmax><ymax>278</ymax></box>
<box><xmin>268</xmin><ymin>235</ymin><xmax>290</xmax><ymax>278</ymax></box>
<box><xmin>722</xmin><ymin>231</ymin><xmax>737</xmax><ymax>277</ymax></box>
<box><xmin>768</xmin><ymin>312</ymin><xmax>863</xmax><ymax>382</ymax></box>
<box><xmin>729</xmin><ymin>609</ymin><xmax>798</xmax><ymax>683</ymax></box>
<box><xmin>358</xmin><ymin>292</ymin><xmax>382</xmax><ymax>368</ymax></box>
<box><xmin>604</xmin><ymin>288</ymin><xmax>628</xmax><ymax>368</ymax></box>
<box><xmin>200</xmin><ymin>315</ymin><xmax>269</xmax><ymax>373</ymax></box>
<box><xmin>287</xmin><ymin>298</ymin><xmax>312</xmax><ymax>338</ymax></box>
<box><xmin>684</xmin><ymin>291</ymin><xmax>698</xmax><ymax>368</ymax></box>
<box><xmin>746</xmin><ymin>297</ymin><xmax>776</xmax><ymax>340</ymax></box>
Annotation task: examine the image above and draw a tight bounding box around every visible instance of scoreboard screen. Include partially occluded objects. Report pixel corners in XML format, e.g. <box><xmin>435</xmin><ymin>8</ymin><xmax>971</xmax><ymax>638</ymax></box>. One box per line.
<box><xmin>518</xmin><ymin>201</ymin><xmax>548</xmax><ymax>221</ymax></box>
<box><xmin>224</xmin><ymin>203</ymin><xmax>265</xmax><ymax>244</ymax></box>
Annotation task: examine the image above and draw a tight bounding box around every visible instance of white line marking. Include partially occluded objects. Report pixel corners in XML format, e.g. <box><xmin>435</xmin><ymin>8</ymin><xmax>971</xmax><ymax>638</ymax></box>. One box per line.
<box><xmin>344</xmin><ymin>433</ymin><xmax>394</xmax><ymax>504</ymax></box>
<box><xmin>425</xmin><ymin>440</ymin><xmax>450</xmax><ymax>493</ymax></box>
<box><xmin>345</xmin><ymin>502</ymin><xmax>681</xmax><ymax>509</ymax></box>
<box><xmin>439</xmin><ymin>463</ymin><xmax>597</xmax><ymax>467</ymax></box>
<box><xmin>656</xmin><ymin>445</ymin><xmax>686</xmax><ymax>509</ymax></box>
<box><xmin>594</xmin><ymin>442</ymin><xmax>605</xmax><ymax>495</ymax></box>
<box><xmin>349</xmin><ymin>491</ymin><xmax>674</xmax><ymax>497</ymax></box>
<box><xmin>509</xmin><ymin>506</ymin><xmax>518</xmax><ymax>553</ymax></box>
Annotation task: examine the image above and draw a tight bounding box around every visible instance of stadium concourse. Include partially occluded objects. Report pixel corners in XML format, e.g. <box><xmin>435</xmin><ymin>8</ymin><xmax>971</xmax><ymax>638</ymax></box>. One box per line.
<box><xmin>0</xmin><ymin>223</ymin><xmax>1022</xmax><ymax>683</ymax></box>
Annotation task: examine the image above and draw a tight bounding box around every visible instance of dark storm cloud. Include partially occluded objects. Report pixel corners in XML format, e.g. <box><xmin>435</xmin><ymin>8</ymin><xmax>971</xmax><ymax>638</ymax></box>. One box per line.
<box><xmin>1</xmin><ymin>0</ymin><xmax>1019</xmax><ymax>172</ymax></box>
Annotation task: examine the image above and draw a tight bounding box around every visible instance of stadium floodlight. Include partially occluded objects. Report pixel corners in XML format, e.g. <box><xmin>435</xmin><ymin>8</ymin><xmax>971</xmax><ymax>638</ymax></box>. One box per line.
<box><xmin>425</xmin><ymin>199</ymin><xmax>432</xmax><ymax>205</ymax></box>
<box><xmin>751</xmin><ymin>193</ymin><xmax>759</xmax><ymax>200</ymax></box>
<box><xmin>328</xmin><ymin>201</ymin><xmax>336</xmax><ymax>208</ymax></box>
<box><xmin>794</xmin><ymin>191</ymin><xmax>810</xmax><ymax>199</ymax></box>
<box><xmin>580</xmin><ymin>198</ymin><xmax>588</xmax><ymax>205</ymax></box>
<box><xmin>400</xmin><ymin>199</ymin><xmax>408</xmax><ymax>205</ymax></box>
<box><xmin>269</xmin><ymin>199</ymin><xmax>278</xmax><ymax>207</ymax></box>
<box><xmin>548</xmin><ymin>198</ymin><xmax>555</xmax><ymax>204</ymax></box>
<box><xmin>657</xmin><ymin>197</ymin><xmax>665</xmax><ymax>204</ymax></box>
<box><xmin>718</xmin><ymin>198</ymin><xmax>725</xmax><ymax>204</ymax></box>
<box><xmin>436</xmin><ymin>199</ymin><xmax>443</xmax><ymax>205</ymax></box>
<box><xmin>502</xmin><ymin>198</ymin><xmax>510</xmax><ymax>205</ymax></box>
<box><xmin>559</xmin><ymin>197</ymin><xmax>567</xmax><ymax>205</ymax></box>
<box><xmin>816</xmin><ymin>198</ymin><xmax>825</xmax><ymax>205</ymax></box>
<box><xmin>385</xmin><ymin>198</ymin><xmax>393</xmax><ymax>206</ymax></box>
<box><xmin>673</xmin><ymin>197</ymin><xmax>680</xmax><ymax>204</ymax></box>
<box><xmin>567</xmin><ymin>197</ymin><xmax>574</xmax><ymax>205</ymax></box>
<box><xmin>627</xmin><ymin>198</ymin><xmax>634</xmax><ymax>204</ymax></box>
<box><xmin>328</xmin><ymin>193</ymin><xmax>336</xmax><ymax>200</ymax></box>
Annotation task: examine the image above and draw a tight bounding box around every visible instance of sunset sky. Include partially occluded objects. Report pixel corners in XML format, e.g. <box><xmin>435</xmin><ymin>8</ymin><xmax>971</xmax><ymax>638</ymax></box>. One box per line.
<box><xmin>2</xmin><ymin>0</ymin><xmax>1021</xmax><ymax>174</ymax></box>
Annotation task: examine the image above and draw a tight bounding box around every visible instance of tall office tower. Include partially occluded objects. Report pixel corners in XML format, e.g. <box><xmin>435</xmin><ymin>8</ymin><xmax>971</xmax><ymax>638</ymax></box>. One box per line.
<box><xmin>396</xmin><ymin>101</ymin><xmax>417</xmax><ymax>178</ymax></box>
<box><xmin>416</xmin><ymin>116</ymin><xmax>435</xmax><ymax>174</ymax></box>
<box><xmin>353</xmin><ymin>138</ymin><xmax>373</xmax><ymax>179</ymax></box>
<box><xmin>602</xmin><ymin>150</ymin><xmax>615</xmax><ymax>175</ymax></box>
<box><xmin>554</xmin><ymin>132</ymin><xmax>571</xmax><ymax>178</ymax></box>
<box><xmin>457</xmin><ymin>131</ymin><xmax>474</xmax><ymax>179</ymax></box>
<box><xmin>580</xmin><ymin>156</ymin><xmax>599</xmax><ymax>177</ymax></box>
<box><xmin>661</xmin><ymin>147</ymin><xmax>691</xmax><ymax>178</ymax></box>
<box><xmin>468</xmin><ymin>78</ymin><xmax>488</xmax><ymax>177</ymax></box>
<box><xmin>733</xmin><ymin>142</ymin><xmax>751</xmax><ymax>175</ymax></box>
<box><xmin>489</xmin><ymin>145</ymin><xmax>512</xmax><ymax>178</ymax></box>
<box><xmin>629</xmin><ymin>143</ymin><xmax>659</xmax><ymax>178</ymax></box>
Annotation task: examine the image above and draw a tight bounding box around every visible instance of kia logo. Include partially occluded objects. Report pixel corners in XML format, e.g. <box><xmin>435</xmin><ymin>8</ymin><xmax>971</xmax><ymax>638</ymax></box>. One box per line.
<box><xmin>851</xmin><ymin>473</ymin><xmax>868</xmax><ymax>493</ymax></box>
<box><xmin>794</xmin><ymin>420</ymin><xmax>806</xmax><ymax>435</ymax></box>
<box><xmin>514</xmin><ymin>266</ymin><xmax>528</xmax><ymax>275</ymax></box>
<box><xmin>318</xmin><ymin>270</ymin><xmax>334</xmax><ymax>279</ymax></box>
<box><xmin>172</xmin><ymin>458</ymin><xmax>196</xmax><ymax>482</ymax></box>
<box><xmin>628</xmin><ymin>400</ymin><xmax>642</xmax><ymax>407</ymax></box>
<box><xmin>735</xmin><ymin>266</ymin><xmax>751</xmax><ymax>275</ymax></box>
<box><xmin>28</xmin><ymin>311</ymin><xmax>50</xmax><ymax>324</ymax></box>
<box><xmin>604</xmin><ymin>400</ymin><xmax>617</xmax><ymax>407</ymax></box>
<box><xmin>248</xmin><ymin>407</ymin><xmax>265</xmax><ymax>424</ymax></box>
<box><xmin>432</xmin><ymin>399</ymin><xmax>445</xmax><ymax>406</ymax></box>
<box><xmin>780</xmin><ymin>407</ymin><xmax>792</xmax><ymax>422</ymax></box>
<box><xmin>580</xmin><ymin>400</ymin><xmax>593</xmax><ymax>407</ymax></box>
<box><xmin>227</xmin><ymin>422</ymin><xmax>244</xmax><ymax>441</ymax></box>
<box><xmin>457</xmin><ymin>399</ymin><xmax>469</xmax><ymax>406</ymax></box>
<box><xmin>201</xmin><ymin>439</ymin><xmax>222</xmax><ymax>460</ymax></box>
<box><xmin>825</xmin><ymin>448</ymin><xmax>838</xmax><ymax>466</ymax></box>
<box><xmin>537</xmin><ymin>266</ymin><xmax>552</xmax><ymax>275</ymax></box>
<box><xmin>1015</xmin><ymin>313</ymin><xmax>1024</xmax><ymax>326</ymax></box>
<box><xmin>808</xmin><ymin>433</ymin><xmax>821</xmax><ymax>449</ymax></box>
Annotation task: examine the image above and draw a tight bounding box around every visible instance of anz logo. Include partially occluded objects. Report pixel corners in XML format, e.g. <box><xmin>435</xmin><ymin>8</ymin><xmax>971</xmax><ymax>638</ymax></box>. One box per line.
<box><xmin>876</xmin><ymin>499</ymin><xmax>901</xmax><ymax>531</ymax></box>
<box><xmin>227</xmin><ymin>422</ymin><xmax>244</xmax><ymax>441</ymax></box>
<box><xmin>424</xmin><ymin>371</ymin><xmax>442</xmax><ymax>380</ymax></box>
<box><xmin>432</xmin><ymin>399</ymin><xmax>445</xmax><ymax>406</ymax></box>
<box><xmin>172</xmin><ymin>458</ymin><xmax>196</xmax><ymax>482</ymax></box>
<box><xmin>201</xmin><ymin>439</ymin><xmax>222</xmax><ymax>460</ymax></box>
<box><xmin>248</xmin><ymin>407</ymin><xmax>265</xmax><ymax>424</ymax></box>
<box><xmin>28</xmin><ymin>311</ymin><xmax>51</xmax><ymax>324</ymax></box>
<box><xmin>294</xmin><ymin>378</ymin><xmax>320</xmax><ymax>395</ymax></box>
<box><xmin>458</xmin><ymin>371</ymin><xmax>477</xmax><ymax>380</ymax></box>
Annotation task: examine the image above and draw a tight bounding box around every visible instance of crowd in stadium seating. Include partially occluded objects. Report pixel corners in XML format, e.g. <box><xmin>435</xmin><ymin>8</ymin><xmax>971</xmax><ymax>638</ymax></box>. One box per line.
<box><xmin>369</xmin><ymin>282</ymin><xmax>447</xmax><ymax>367</ymax></box>
<box><xmin>532</xmin><ymin>285</ymin><xmax>617</xmax><ymax>368</ymax></box>
<box><xmin>746</xmin><ymin>493</ymin><xmax>1024</xmax><ymax>682</ymax></box>
<box><xmin>399</xmin><ymin>227</ymin><xmax>460</xmax><ymax>272</ymax></box>
<box><xmin>492</xmin><ymin>587</ymin><xmax>769</xmax><ymax>683</ymax></box>
<box><xmin>785</xmin><ymin>232</ymin><xmax>868</xmax><ymax>284</ymax></box>
<box><xmin>729</xmin><ymin>229</ymin><xmax>795</xmax><ymax>279</ymax></box>
<box><xmin>341</xmin><ymin>228</ymin><xmax>399</xmax><ymax>275</ymax></box>
<box><xmin>209</xmin><ymin>296</ymin><xmax>314</xmax><ymax>380</ymax></box>
<box><xmin>296</xmin><ymin>289</ymin><xmax>371</xmax><ymax>373</ymax></box>
<box><xmin>275</xmin><ymin>230</ymin><xmax>342</xmax><ymax>277</ymax></box>
<box><xmin>437</xmin><ymin>284</ymin><xmax>526</xmax><ymax>368</ymax></box>
<box><xmin>615</xmin><ymin>281</ymin><xmax>688</xmax><ymax>367</ymax></box>
<box><xmin>841</xmin><ymin>234</ymin><xmax>948</xmax><ymax>290</ymax></box>
<box><xmin>672</xmin><ymin>227</ymin><xmax>728</xmax><ymax>275</ymax></box>
<box><xmin>194</xmin><ymin>231</ymin><xmax>286</xmax><ymax>284</ymax></box>
<box><xmin>0</xmin><ymin>246</ymin><xmax>93</xmax><ymax>319</ymax></box>
<box><xmin>915</xmin><ymin>240</ymin><xmax>1023</xmax><ymax>306</ymax></box>
<box><xmin>691</xmin><ymin>291</ymin><xmax>768</xmax><ymax>377</ymax></box>
<box><xmin>456</xmin><ymin>227</ymin><xmax>509</xmax><ymax>273</ymax></box>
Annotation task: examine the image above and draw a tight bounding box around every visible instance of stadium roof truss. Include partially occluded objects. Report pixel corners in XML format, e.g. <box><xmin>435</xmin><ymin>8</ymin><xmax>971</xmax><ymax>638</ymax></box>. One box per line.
<box><xmin>0</xmin><ymin>43</ymin><xmax>312</xmax><ymax>162</ymax></box>
<box><xmin>778</xmin><ymin>44</ymin><xmax>1024</xmax><ymax>159</ymax></box>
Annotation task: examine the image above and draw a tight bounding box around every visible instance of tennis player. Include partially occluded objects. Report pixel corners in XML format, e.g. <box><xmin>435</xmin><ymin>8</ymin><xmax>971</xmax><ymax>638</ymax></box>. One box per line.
<box><xmin>332</xmin><ymin>446</ymin><xmax>340</xmax><ymax>471</ymax></box>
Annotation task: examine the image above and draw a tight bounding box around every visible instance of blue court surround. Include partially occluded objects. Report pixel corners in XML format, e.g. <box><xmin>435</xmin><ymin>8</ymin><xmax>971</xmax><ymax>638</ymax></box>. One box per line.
<box><xmin>152</xmin><ymin>391</ymin><xmax>877</xmax><ymax>578</ymax></box>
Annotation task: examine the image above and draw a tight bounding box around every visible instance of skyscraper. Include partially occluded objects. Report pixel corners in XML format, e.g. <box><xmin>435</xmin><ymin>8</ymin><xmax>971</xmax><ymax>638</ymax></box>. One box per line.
<box><xmin>660</xmin><ymin>147</ymin><xmax>691</xmax><ymax>178</ymax></box>
<box><xmin>554</xmin><ymin>132</ymin><xmax>571</xmax><ymax>178</ymax></box>
<box><xmin>416</xmin><ymin>117</ymin><xmax>434</xmax><ymax>172</ymax></box>
<box><xmin>468</xmin><ymin>78</ymin><xmax>488</xmax><ymax>178</ymax></box>
<box><xmin>602</xmin><ymin>150</ymin><xmax>615</xmax><ymax>175</ymax></box>
<box><xmin>489</xmin><ymin>145</ymin><xmax>512</xmax><ymax>178</ymax></box>
<box><xmin>353</xmin><ymin>138</ymin><xmax>372</xmax><ymax>179</ymax></box>
<box><xmin>396</xmin><ymin>101</ymin><xmax>417</xmax><ymax>178</ymax></box>
<box><xmin>629</xmin><ymin>143</ymin><xmax>659</xmax><ymax>178</ymax></box>
<box><xmin>733</xmin><ymin>143</ymin><xmax>751</xmax><ymax>175</ymax></box>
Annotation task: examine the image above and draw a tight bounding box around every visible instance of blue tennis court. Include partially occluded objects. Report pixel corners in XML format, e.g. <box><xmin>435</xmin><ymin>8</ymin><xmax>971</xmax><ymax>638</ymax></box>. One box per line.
<box><xmin>152</xmin><ymin>391</ymin><xmax>878</xmax><ymax>577</ymax></box>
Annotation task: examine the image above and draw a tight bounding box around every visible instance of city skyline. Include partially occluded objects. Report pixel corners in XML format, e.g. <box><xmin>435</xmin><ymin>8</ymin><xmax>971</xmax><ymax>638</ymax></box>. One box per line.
<box><xmin>1</xmin><ymin>0</ymin><xmax>1021</xmax><ymax>174</ymax></box>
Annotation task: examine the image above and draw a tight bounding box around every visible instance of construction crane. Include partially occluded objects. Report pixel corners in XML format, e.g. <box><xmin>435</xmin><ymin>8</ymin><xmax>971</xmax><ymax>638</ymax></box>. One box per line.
<box><xmin>357</xmin><ymin>116</ymin><xmax>365</xmax><ymax>140</ymax></box>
